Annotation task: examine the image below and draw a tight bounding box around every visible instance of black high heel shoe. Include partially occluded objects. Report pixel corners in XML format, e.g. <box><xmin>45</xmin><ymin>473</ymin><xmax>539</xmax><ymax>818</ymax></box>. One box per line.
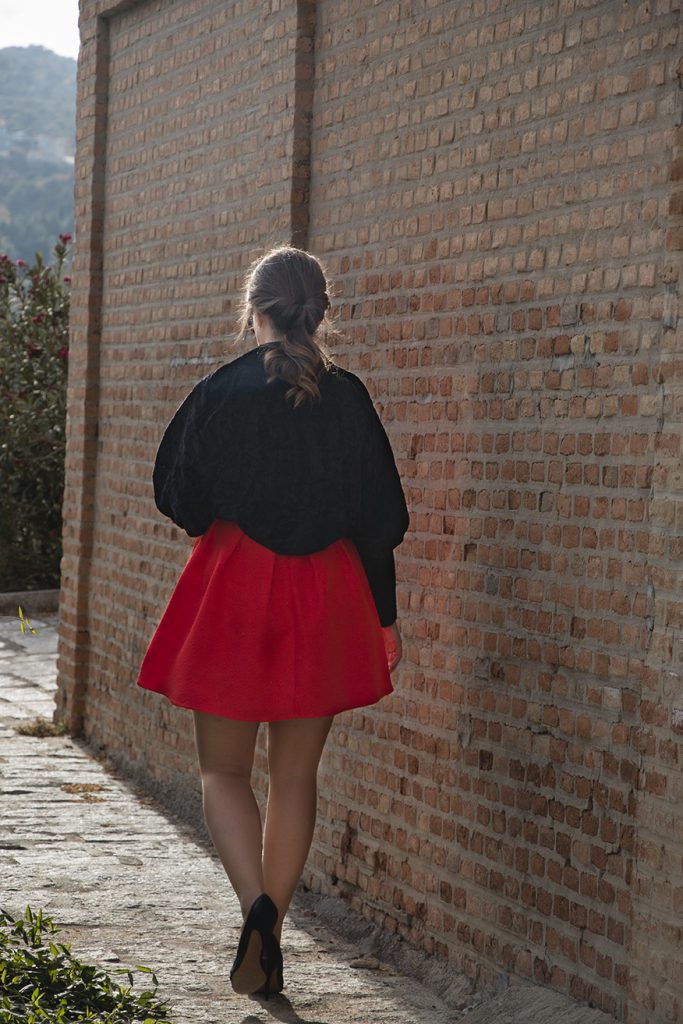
<box><xmin>254</xmin><ymin>933</ymin><xmax>284</xmax><ymax>999</ymax></box>
<box><xmin>230</xmin><ymin>894</ymin><xmax>278</xmax><ymax>996</ymax></box>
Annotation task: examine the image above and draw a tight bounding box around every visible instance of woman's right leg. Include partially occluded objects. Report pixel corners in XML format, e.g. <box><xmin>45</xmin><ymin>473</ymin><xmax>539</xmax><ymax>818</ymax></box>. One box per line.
<box><xmin>192</xmin><ymin>710</ymin><xmax>264</xmax><ymax>918</ymax></box>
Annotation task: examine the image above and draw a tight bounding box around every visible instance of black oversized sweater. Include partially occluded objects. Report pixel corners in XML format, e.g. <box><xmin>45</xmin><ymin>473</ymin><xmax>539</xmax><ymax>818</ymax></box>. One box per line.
<box><xmin>152</xmin><ymin>344</ymin><xmax>409</xmax><ymax>626</ymax></box>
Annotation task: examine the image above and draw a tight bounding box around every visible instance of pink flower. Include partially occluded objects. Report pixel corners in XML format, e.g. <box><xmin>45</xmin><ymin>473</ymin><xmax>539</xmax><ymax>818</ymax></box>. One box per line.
<box><xmin>63</xmin><ymin>275</ymin><xmax>72</xmax><ymax>284</ymax></box>
<box><xmin>57</xmin><ymin>346</ymin><xmax>69</xmax><ymax>360</ymax></box>
<box><xmin>59</xmin><ymin>233</ymin><xmax>72</xmax><ymax>244</ymax></box>
<box><xmin>16</xmin><ymin>259</ymin><xmax>26</xmax><ymax>267</ymax></box>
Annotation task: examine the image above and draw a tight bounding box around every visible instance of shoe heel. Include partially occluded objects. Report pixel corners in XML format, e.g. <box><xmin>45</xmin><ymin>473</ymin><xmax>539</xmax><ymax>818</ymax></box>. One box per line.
<box><xmin>255</xmin><ymin>933</ymin><xmax>284</xmax><ymax>999</ymax></box>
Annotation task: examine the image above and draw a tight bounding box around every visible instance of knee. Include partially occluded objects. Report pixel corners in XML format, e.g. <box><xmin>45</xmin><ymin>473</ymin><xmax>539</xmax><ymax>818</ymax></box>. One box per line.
<box><xmin>199</xmin><ymin>764</ymin><xmax>253</xmax><ymax>786</ymax></box>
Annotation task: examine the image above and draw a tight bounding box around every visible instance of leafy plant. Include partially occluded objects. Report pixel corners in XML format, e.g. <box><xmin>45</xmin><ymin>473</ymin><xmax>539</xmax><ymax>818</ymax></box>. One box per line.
<box><xmin>0</xmin><ymin>236</ymin><xmax>71</xmax><ymax>591</ymax></box>
<box><xmin>0</xmin><ymin>906</ymin><xmax>172</xmax><ymax>1023</ymax></box>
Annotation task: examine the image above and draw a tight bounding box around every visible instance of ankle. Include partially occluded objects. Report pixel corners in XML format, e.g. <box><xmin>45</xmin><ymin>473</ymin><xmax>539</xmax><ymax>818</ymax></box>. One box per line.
<box><xmin>239</xmin><ymin>890</ymin><xmax>266</xmax><ymax>919</ymax></box>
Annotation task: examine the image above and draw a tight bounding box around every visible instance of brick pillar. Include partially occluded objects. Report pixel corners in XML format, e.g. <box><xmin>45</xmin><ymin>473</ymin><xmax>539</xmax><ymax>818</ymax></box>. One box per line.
<box><xmin>290</xmin><ymin>0</ymin><xmax>316</xmax><ymax>249</ymax></box>
<box><xmin>54</xmin><ymin>11</ymin><xmax>110</xmax><ymax>733</ymax></box>
<box><xmin>627</xmin><ymin>84</ymin><xmax>683</xmax><ymax>1023</ymax></box>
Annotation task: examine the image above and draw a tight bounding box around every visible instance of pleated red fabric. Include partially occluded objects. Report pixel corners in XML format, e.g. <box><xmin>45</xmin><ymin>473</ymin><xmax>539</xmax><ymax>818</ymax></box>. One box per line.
<box><xmin>136</xmin><ymin>520</ymin><xmax>393</xmax><ymax>721</ymax></box>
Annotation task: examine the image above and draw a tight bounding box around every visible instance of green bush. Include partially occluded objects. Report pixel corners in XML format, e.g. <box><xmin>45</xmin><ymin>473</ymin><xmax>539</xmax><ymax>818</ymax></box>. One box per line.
<box><xmin>0</xmin><ymin>236</ymin><xmax>71</xmax><ymax>591</ymax></box>
<box><xmin>0</xmin><ymin>906</ymin><xmax>171</xmax><ymax>1023</ymax></box>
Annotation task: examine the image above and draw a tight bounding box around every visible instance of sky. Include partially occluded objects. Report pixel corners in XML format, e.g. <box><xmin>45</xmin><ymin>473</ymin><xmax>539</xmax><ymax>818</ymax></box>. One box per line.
<box><xmin>0</xmin><ymin>0</ymin><xmax>80</xmax><ymax>60</ymax></box>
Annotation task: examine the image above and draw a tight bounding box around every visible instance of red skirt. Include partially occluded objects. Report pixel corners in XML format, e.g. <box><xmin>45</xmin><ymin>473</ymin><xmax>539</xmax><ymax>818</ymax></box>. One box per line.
<box><xmin>136</xmin><ymin>520</ymin><xmax>392</xmax><ymax>721</ymax></box>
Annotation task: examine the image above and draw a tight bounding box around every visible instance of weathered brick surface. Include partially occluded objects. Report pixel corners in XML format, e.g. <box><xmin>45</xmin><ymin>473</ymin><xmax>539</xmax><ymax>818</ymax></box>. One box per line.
<box><xmin>56</xmin><ymin>2</ymin><xmax>682</xmax><ymax>1023</ymax></box>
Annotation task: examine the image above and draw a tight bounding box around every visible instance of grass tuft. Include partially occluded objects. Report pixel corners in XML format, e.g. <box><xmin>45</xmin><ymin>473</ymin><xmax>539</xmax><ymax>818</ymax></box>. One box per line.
<box><xmin>15</xmin><ymin>717</ymin><xmax>68</xmax><ymax>738</ymax></box>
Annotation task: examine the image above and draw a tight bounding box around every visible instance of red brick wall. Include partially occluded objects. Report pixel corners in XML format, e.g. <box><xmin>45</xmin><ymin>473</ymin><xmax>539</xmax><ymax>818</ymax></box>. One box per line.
<box><xmin>57</xmin><ymin>2</ymin><xmax>682</xmax><ymax>1022</ymax></box>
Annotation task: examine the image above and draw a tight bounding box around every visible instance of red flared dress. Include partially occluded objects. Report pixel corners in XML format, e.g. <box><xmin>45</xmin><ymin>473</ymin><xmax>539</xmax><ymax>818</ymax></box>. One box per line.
<box><xmin>135</xmin><ymin>519</ymin><xmax>393</xmax><ymax>721</ymax></box>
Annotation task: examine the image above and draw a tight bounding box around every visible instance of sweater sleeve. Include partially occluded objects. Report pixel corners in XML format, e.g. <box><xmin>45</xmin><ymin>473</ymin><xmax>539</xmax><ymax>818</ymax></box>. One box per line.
<box><xmin>152</xmin><ymin>378</ymin><xmax>214</xmax><ymax>537</ymax></box>
<box><xmin>352</xmin><ymin>545</ymin><xmax>399</xmax><ymax>627</ymax></box>
<box><xmin>351</xmin><ymin>390</ymin><xmax>409</xmax><ymax>627</ymax></box>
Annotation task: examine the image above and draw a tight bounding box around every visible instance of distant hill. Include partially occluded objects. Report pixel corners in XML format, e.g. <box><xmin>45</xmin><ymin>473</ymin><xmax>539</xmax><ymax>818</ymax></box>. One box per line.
<box><xmin>0</xmin><ymin>46</ymin><xmax>76</xmax><ymax>265</ymax></box>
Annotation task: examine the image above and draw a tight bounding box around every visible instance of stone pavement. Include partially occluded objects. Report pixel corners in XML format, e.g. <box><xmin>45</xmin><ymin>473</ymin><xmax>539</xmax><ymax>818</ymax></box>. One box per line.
<box><xmin>0</xmin><ymin>611</ymin><xmax>619</xmax><ymax>1024</ymax></box>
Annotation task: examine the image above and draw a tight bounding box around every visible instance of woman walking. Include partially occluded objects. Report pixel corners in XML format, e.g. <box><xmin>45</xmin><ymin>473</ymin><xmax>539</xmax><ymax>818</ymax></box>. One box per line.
<box><xmin>136</xmin><ymin>246</ymin><xmax>409</xmax><ymax>999</ymax></box>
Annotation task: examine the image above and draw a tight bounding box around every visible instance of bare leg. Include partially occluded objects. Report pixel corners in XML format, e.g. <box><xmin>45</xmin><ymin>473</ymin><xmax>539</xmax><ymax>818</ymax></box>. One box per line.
<box><xmin>262</xmin><ymin>716</ymin><xmax>334</xmax><ymax>940</ymax></box>
<box><xmin>193</xmin><ymin>711</ymin><xmax>264</xmax><ymax>918</ymax></box>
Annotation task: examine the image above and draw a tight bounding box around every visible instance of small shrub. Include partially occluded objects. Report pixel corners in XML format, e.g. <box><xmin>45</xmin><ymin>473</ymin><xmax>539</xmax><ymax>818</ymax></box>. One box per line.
<box><xmin>0</xmin><ymin>236</ymin><xmax>71</xmax><ymax>591</ymax></box>
<box><xmin>0</xmin><ymin>906</ymin><xmax>172</xmax><ymax>1023</ymax></box>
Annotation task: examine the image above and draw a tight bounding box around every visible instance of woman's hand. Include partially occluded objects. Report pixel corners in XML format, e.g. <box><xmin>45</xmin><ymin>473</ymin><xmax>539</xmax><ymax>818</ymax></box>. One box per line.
<box><xmin>381</xmin><ymin>621</ymin><xmax>402</xmax><ymax>673</ymax></box>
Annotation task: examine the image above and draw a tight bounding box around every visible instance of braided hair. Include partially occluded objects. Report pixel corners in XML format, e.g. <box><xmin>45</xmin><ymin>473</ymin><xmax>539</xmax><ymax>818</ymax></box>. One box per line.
<box><xmin>238</xmin><ymin>246</ymin><xmax>332</xmax><ymax>407</ymax></box>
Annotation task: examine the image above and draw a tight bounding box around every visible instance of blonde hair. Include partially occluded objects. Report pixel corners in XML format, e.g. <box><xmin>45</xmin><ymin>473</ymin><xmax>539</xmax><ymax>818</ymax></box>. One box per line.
<box><xmin>238</xmin><ymin>246</ymin><xmax>333</xmax><ymax>408</ymax></box>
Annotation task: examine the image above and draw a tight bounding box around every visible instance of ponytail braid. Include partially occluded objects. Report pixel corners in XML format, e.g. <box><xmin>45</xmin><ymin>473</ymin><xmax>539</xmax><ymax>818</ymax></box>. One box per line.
<box><xmin>238</xmin><ymin>247</ymin><xmax>333</xmax><ymax>408</ymax></box>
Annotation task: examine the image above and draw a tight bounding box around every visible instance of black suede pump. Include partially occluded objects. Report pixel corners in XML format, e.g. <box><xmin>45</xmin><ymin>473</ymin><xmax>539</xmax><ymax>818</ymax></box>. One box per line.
<box><xmin>229</xmin><ymin>894</ymin><xmax>279</xmax><ymax>998</ymax></box>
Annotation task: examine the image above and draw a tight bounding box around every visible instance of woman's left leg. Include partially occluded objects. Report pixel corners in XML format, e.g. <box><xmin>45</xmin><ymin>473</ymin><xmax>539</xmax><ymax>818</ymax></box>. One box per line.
<box><xmin>262</xmin><ymin>715</ymin><xmax>334</xmax><ymax>941</ymax></box>
<box><xmin>192</xmin><ymin>711</ymin><xmax>264</xmax><ymax>918</ymax></box>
